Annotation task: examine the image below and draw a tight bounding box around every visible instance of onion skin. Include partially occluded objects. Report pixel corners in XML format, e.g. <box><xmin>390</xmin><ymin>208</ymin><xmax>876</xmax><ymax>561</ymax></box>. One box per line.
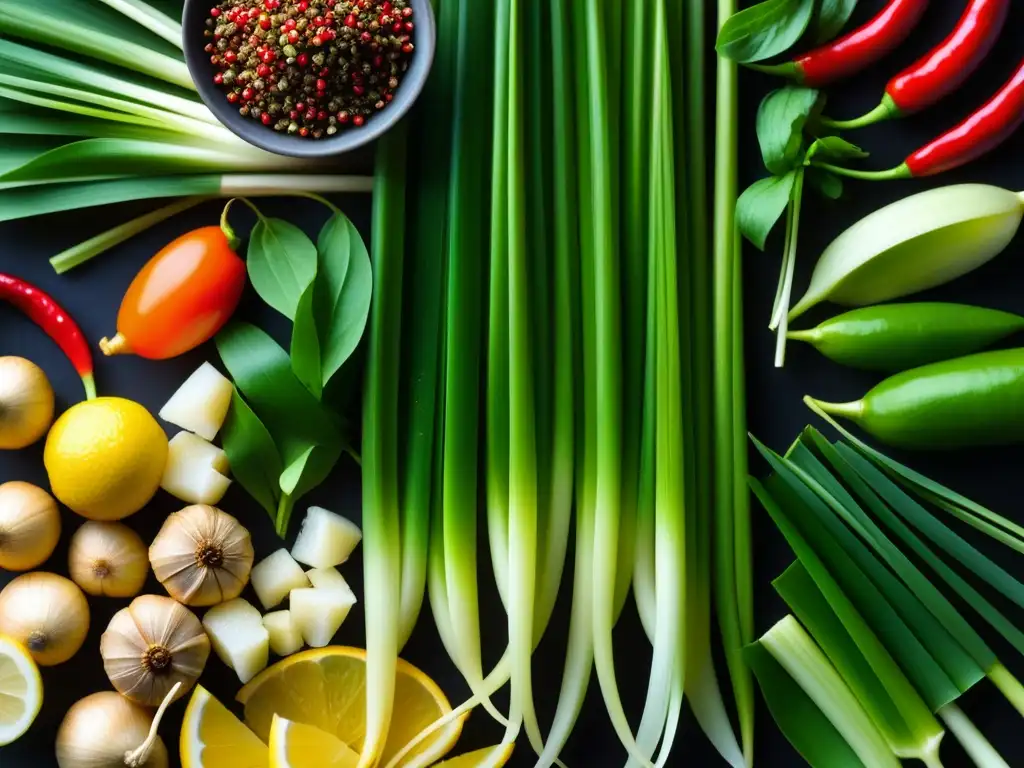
<box><xmin>149</xmin><ymin>504</ymin><xmax>254</xmax><ymax>607</ymax></box>
<box><xmin>68</xmin><ymin>521</ymin><xmax>149</xmax><ymax>598</ymax></box>
<box><xmin>0</xmin><ymin>481</ymin><xmax>61</xmax><ymax>570</ymax></box>
<box><xmin>0</xmin><ymin>356</ymin><xmax>54</xmax><ymax>450</ymax></box>
<box><xmin>0</xmin><ymin>572</ymin><xmax>89</xmax><ymax>666</ymax></box>
<box><xmin>56</xmin><ymin>691</ymin><xmax>169</xmax><ymax>768</ymax></box>
<box><xmin>101</xmin><ymin>594</ymin><xmax>210</xmax><ymax>706</ymax></box>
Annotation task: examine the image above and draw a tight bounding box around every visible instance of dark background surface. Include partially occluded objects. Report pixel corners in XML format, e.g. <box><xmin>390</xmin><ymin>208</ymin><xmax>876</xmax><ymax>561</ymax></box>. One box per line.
<box><xmin>2</xmin><ymin>1</ymin><xmax>1024</xmax><ymax>766</ymax></box>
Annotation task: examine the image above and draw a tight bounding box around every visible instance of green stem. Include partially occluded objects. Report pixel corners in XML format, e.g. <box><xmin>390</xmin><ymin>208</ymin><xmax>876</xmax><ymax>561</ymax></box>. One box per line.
<box><xmin>275</xmin><ymin>494</ymin><xmax>294</xmax><ymax>539</ymax></box>
<box><xmin>772</xmin><ymin>170</ymin><xmax>805</xmax><ymax>367</ymax></box>
<box><xmin>819</xmin><ymin>96</ymin><xmax>899</xmax><ymax>132</ymax></box>
<box><xmin>988</xmin><ymin>662</ymin><xmax>1024</xmax><ymax>717</ymax></box>
<box><xmin>804</xmin><ymin>397</ymin><xmax>864</xmax><ymax>422</ymax></box>
<box><xmin>745</xmin><ymin>61</ymin><xmax>800</xmax><ymax>80</ymax></box>
<box><xmin>50</xmin><ymin>196</ymin><xmax>205</xmax><ymax>273</ymax></box>
<box><xmin>786</xmin><ymin>328</ymin><xmax>820</xmax><ymax>343</ymax></box>
<box><xmin>81</xmin><ymin>373</ymin><xmax>97</xmax><ymax>401</ymax></box>
<box><xmin>808</xmin><ymin>161</ymin><xmax>912</xmax><ymax>182</ymax></box>
<box><xmin>938</xmin><ymin>703</ymin><xmax>1009</xmax><ymax>768</ymax></box>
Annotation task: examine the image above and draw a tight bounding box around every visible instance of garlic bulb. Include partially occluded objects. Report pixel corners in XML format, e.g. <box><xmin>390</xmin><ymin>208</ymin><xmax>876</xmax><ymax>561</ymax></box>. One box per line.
<box><xmin>0</xmin><ymin>572</ymin><xmax>89</xmax><ymax>666</ymax></box>
<box><xmin>56</xmin><ymin>690</ymin><xmax>171</xmax><ymax>768</ymax></box>
<box><xmin>100</xmin><ymin>594</ymin><xmax>210</xmax><ymax>706</ymax></box>
<box><xmin>0</xmin><ymin>480</ymin><xmax>61</xmax><ymax>571</ymax></box>
<box><xmin>149</xmin><ymin>504</ymin><xmax>253</xmax><ymax>606</ymax></box>
<box><xmin>0</xmin><ymin>356</ymin><xmax>54</xmax><ymax>450</ymax></box>
<box><xmin>69</xmin><ymin>521</ymin><xmax>149</xmax><ymax>598</ymax></box>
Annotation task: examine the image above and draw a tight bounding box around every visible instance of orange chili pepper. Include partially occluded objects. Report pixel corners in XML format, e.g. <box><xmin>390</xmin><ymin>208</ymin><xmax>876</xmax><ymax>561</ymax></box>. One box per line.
<box><xmin>100</xmin><ymin>226</ymin><xmax>246</xmax><ymax>360</ymax></box>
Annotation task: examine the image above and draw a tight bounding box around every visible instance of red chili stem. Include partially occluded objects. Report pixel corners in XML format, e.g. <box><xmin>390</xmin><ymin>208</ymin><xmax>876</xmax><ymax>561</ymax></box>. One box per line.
<box><xmin>0</xmin><ymin>274</ymin><xmax>96</xmax><ymax>400</ymax></box>
<box><xmin>824</xmin><ymin>0</ymin><xmax>1009</xmax><ymax>130</ymax></box>
<box><xmin>749</xmin><ymin>0</ymin><xmax>930</xmax><ymax>87</ymax></box>
<box><xmin>907</xmin><ymin>56</ymin><xmax>1024</xmax><ymax>177</ymax></box>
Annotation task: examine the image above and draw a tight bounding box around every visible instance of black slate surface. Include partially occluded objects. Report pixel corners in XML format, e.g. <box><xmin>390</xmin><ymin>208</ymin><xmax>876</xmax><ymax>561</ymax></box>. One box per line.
<box><xmin>2</xmin><ymin>2</ymin><xmax>1024</xmax><ymax>765</ymax></box>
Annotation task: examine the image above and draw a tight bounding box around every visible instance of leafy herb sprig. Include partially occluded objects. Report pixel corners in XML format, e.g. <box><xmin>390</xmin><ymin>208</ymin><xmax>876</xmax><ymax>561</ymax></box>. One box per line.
<box><xmin>216</xmin><ymin>197</ymin><xmax>372</xmax><ymax>537</ymax></box>
<box><xmin>716</xmin><ymin>0</ymin><xmax>858</xmax><ymax>64</ymax></box>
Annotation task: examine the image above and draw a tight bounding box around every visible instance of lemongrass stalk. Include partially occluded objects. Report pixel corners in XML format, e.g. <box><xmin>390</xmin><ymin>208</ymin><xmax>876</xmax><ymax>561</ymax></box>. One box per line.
<box><xmin>358</xmin><ymin>127</ymin><xmax>407</xmax><ymax>768</ymax></box>
<box><xmin>50</xmin><ymin>196</ymin><xmax>205</xmax><ymax>273</ymax></box>
<box><xmin>0</xmin><ymin>39</ymin><xmax>216</xmax><ymax>125</ymax></box>
<box><xmin>715</xmin><ymin>0</ymin><xmax>755</xmax><ymax>761</ymax></box>
<box><xmin>97</xmin><ymin>0</ymin><xmax>182</xmax><ymax>48</ymax></box>
<box><xmin>0</xmin><ymin>2</ymin><xmax>193</xmax><ymax>90</ymax></box>
<box><xmin>938</xmin><ymin>704</ymin><xmax>1009</xmax><ymax>768</ymax></box>
<box><xmin>0</xmin><ymin>85</ymin><xmax>168</xmax><ymax>129</ymax></box>
<box><xmin>653</xmin><ymin>682</ymin><xmax>685</xmax><ymax>768</ymax></box>
<box><xmin>0</xmin><ymin>74</ymin><xmax>240</xmax><ymax>144</ymax></box>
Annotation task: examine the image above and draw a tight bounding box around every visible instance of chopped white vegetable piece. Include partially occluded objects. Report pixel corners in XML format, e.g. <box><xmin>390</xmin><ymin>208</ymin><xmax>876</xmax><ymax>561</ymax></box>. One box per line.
<box><xmin>290</xmin><ymin>507</ymin><xmax>362</xmax><ymax>569</ymax></box>
<box><xmin>160</xmin><ymin>431</ymin><xmax>231</xmax><ymax>505</ymax></box>
<box><xmin>306</xmin><ymin>567</ymin><xmax>357</xmax><ymax>602</ymax></box>
<box><xmin>250</xmin><ymin>549</ymin><xmax>309</xmax><ymax>610</ymax></box>
<box><xmin>202</xmin><ymin>598</ymin><xmax>269</xmax><ymax>683</ymax></box>
<box><xmin>289</xmin><ymin>587</ymin><xmax>356</xmax><ymax>648</ymax></box>
<box><xmin>159</xmin><ymin>362</ymin><xmax>234</xmax><ymax>441</ymax></box>
<box><xmin>263</xmin><ymin>610</ymin><xmax>304</xmax><ymax>657</ymax></box>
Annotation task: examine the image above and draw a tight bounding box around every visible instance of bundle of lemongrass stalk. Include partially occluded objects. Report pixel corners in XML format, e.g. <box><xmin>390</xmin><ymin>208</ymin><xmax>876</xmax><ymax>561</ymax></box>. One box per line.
<box><xmin>0</xmin><ymin>0</ymin><xmax>371</xmax><ymax>271</ymax></box>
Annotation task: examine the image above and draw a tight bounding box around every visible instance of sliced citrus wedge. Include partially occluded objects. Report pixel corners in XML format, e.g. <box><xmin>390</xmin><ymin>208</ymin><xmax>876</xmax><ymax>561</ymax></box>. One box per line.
<box><xmin>0</xmin><ymin>635</ymin><xmax>42</xmax><ymax>746</ymax></box>
<box><xmin>181</xmin><ymin>684</ymin><xmax>268</xmax><ymax>768</ymax></box>
<box><xmin>433</xmin><ymin>744</ymin><xmax>515</xmax><ymax>767</ymax></box>
<box><xmin>236</xmin><ymin>646</ymin><xmax>463</xmax><ymax>767</ymax></box>
<box><xmin>269</xmin><ymin>714</ymin><xmax>359</xmax><ymax>768</ymax></box>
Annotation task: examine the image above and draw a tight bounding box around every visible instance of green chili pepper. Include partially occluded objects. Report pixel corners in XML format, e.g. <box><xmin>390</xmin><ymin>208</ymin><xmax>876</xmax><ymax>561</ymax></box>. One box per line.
<box><xmin>806</xmin><ymin>347</ymin><xmax>1024</xmax><ymax>449</ymax></box>
<box><xmin>789</xmin><ymin>303</ymin><xmax>1024</xmax><ymax>372</ymax></box>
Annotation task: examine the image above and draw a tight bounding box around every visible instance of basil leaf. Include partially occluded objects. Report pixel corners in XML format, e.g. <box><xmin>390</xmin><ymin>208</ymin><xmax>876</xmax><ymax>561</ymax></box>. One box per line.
<box><xmin>737</xmin><ymin>171</ymin><xmax>797</xmax><ymax>250</ymax></box>
<box><xmin>314</xmin><ymin>212</ymin><xmax>373</xmax><ymax>388</ymax></box>
<box><xmin>807</xmin><ymin>168</ymin><xmax>844</xmax><ymax>200</ymax></box>
<box><xmin>291</xmin><ymin>281</ymin><xmax>323</xmax><ymax>400</ymax></box>
<box><xmin>756</xmin><ymin>87</ymin><xmax>822</xmax><ymax>175</ymax></box>
<box><xmin>280</xmin><ymin>442</ymin><xmax>343</xmax><ymax>500</ymax></box>
<box><xmin>220</xmin><ymin>389</ymin><xmax>282</xmax><ymax>520</ymax></box>
<box><xmin>806</xmin><ymin>136</ymin><xmax>869</xmax><ymax>163</ymax></box>
<box><xmin>716</xmin><ymin>0</ymin><xmax>817</xmax><ymax>63</ymax></box>
<box><xmin>247</xmin><ymin>217</ymin><xmax>317</xmax><ymax>320</ymax></box>
<box><xmin>216</xmin><ymin>321</ymin><xmax>340</xmax><ymax>463</ymax></box>
<box><xmin>808</xmin><ymin>0</ymin><xmax>858</xmax><ymax>44</ymax></box>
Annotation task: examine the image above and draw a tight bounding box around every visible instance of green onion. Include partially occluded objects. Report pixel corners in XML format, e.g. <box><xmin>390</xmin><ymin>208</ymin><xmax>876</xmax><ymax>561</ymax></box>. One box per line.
<box><xmin>96</xmin><ymin>0</ymin><xmax>183</xmax><ymax>48</ymax></box>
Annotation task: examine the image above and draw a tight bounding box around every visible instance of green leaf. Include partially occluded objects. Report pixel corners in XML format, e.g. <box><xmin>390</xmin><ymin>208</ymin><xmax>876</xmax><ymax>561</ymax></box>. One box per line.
<box><xmin>806</xmin><ymin>168</ymin><xmax>843</xmax><ymax>200</ymax></box>
<box><xmin>220</xmin><ymin>389</ymin><xmax>282</xmax><ymax>521</ymax></box>
<box><xmin>756</xmin><ymin>87</ymin><xmax>821</xmax><ymax>175</ymax></box>
<box><xmin>314</xmin><ymin>212</ymin><xmax>373</xmax><ymax>387</ymax></box>
<box><xmin>247</xmin><ymin>217</ymin><xmax>318</xmax><ymax>320</ymax></box>
<box><xmin>737</xmin><ymin>172</ymin><xmax>796</xmax><ymax>250</ymax></box>
<box><xmin>716</xmin><ymin>0</ymin><xmax>817</xmax><ymax>63</ymax></box>
<box><xmin>745</xmin><ymin>639</ymin><xmax>867</xmax><ymax>768</ymax></box>
<box><xmin>291</xmin><ymin>281</ymin><xmax>323</xmax><ymax>400</ymax></box>
<box><xmin>279</xmin><ymin>442</ymin><xmax>343</xmax><ymax>501</ymax></box>
<box><xmin>808</xmin><ymin>0</ymin><xmax>858</xmax><ymax>44</ymax></box>
<box><xmin>805</xmin><ymin>136</ymin><xmax>869</xmax><ymax>163</ymax></box>
<box><xmin>215</xmin><ymin>321</ymin><xmax>340</xmax><ymax>464</ymax></box>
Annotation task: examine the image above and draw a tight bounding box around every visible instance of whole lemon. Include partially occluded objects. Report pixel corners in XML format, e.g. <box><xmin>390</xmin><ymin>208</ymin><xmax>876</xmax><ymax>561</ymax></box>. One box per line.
<box><xmin>44</xmin><ymin>397</ymin><xmax>168</xmax><ymax>521</ymax></box>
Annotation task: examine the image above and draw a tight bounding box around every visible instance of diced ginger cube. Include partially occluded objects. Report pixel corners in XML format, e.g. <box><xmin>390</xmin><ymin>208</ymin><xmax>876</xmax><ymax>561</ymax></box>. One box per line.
<box><xmin>263</xmin><ymin>610</ymin><xmax>304</xmax><ymax>657</ymax></box>
<box><xmin>291</xmin><ymin>507</ymin><xmax>362</xmax><ymax>569</ymax></box>
<box><xmin>202</xmin><ymin>598</ymin><xmax>269</xmax><ymax>683</ymax></box>
<box><xmin>289</xmin><ymin>587</ymin><xmax>356</xmax><ymax>648</ymax></box>
<box><xmin>250</xmin><ymin>549</ymin><xmax>309</xmax><ymax>610</ymax></box>
<box><xmin>159</xmin><ymin>362</ymin><xmax>234</xmax><ymax>441</ymax></box>
<box><xmin>306</xmin><ymin>567</ymin><xmax>356</xmax><ymax>602</ymax></box>
<box><xmin>160</xmin><ymin>431</ymin><xmax>231</xmax><ymax>505</ymax></box>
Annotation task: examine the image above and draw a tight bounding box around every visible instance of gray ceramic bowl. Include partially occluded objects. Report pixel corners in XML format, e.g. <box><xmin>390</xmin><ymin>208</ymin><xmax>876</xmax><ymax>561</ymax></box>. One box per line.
<box><xmin>182</xmin><ymin>0</ymin><xmax>435</xmax><ymax>158</ymax></box>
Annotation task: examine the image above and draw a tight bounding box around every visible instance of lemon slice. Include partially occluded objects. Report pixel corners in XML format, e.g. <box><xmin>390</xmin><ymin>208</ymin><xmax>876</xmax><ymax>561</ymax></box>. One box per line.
<box><xmin>269</xmin><ymin>714</ymin><xmax>359</xmax><ymax>768</ymax></box>
<box><xmin>433</xmin><ymin>744</ymin><xmax>515</xmax><ymax>767</ymax></box>
<box><xmin>180</xmin><ymin>684</ymin><xmax>268</xmax><ymax>768</ymax></box>
<box><xmin>0</xmin><ymin>635</ymin><xmax>42</xmax><ymax>746</ymax></box>
<box><xmin>236</xmin><ymin>647</ymin><xmax>463</xmax><ymax>767</ymax></box>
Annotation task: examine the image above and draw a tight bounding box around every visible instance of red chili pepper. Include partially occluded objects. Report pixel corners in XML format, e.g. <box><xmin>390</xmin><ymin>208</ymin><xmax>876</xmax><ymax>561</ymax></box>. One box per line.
<box><xmin>752</xmin><ymin>0</ymin><xmax>929</xmax><ymax>87</ymax></box>
<box><xmin>906</xmin><ymin>57</ymin><xmax>1024</xmax><ymax>177</ymax></box>
<box><xmin>826</xmin><ymin>0</ymin><xmax>1009</xmax><ymax>129</ymax></box>
<box><xmin>0</xmin><ymin>274</ymin><xmax>96</xmax><ymax>400</ymax></box>
<box><xmin>810</xmin><ymin>57</ymin><xmax>1024</xmax><ymax>180</ymax></box>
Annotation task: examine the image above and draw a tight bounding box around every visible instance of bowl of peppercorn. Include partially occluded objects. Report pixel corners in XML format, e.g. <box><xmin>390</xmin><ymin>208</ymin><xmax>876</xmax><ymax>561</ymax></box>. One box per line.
<box><xmin>183</xmin><ymin>0</ymin><xmax>434</xmax><ymax>157</ymax></box>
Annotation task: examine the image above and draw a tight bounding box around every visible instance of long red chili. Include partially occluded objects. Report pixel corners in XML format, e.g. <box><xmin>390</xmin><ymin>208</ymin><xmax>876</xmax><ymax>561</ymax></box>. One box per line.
<box><xmin>811</xmin><ymin>56</ymin><xmax>1024</xmax><ymax>180</ymax></box>
<box><xmin>0</xmin><ymin>274</ymin><xmax>96</xmax><ymax>400</ymax></box>
<box><xmin>826</xmin><ymin>0</ymin><xmax>1010</xmax><ymax>129</ymax></box>
<box><xmin>751</xmin><ymin>0</ymin><xmax>929</xmax><ymax>87</ymax></box>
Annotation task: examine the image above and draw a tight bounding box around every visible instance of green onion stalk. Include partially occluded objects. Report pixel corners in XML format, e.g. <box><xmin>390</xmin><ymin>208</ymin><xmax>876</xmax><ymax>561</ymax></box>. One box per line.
<box><xmin>715</xmin><ymin>0</ymin><xmax>755</xmax><ymax>763</ymax></box>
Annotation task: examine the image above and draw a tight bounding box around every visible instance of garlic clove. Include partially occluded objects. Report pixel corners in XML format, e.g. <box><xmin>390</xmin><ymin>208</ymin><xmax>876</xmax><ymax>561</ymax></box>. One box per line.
<box><xmin>161</xmin><ymin>432</ymin><xmax>232</xmax><ymax>506</ymax></box>
<box><xmin>149</xmin><ymin>504</ymin><xmax>254</xmax><ymax>607</ymax></box>
<box><xmin>289</xmin><ymin>587</ymin><xmax>356</xmax><ymax>648</ymax></box>
<box><xmin>291</xmin><ymin>507</ymin><xmax>362</xmax><ymax>569</ymax></box>
<box><xmin>202</xmin><ymin>598</ymin><xmax>269</xmax><ymax>684</ymax></box>
<box><xmin>159</xmin><ymin>362</ymin><xmax>234</xmax><ymax>441</ymax></box>
<box><xmin>101</xmin><ymin>594</ymin><xmax>210</xmax><ymax>707</ymax></box>
<box><xmin>263</xmin><ymin>610</ymin><xmax>304</xmax><ymax>658</ymax></box>
<box><xmin>250</xmin><ymin>549</ymin><xmax>310</xmax><ymax>610</ymax></box>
